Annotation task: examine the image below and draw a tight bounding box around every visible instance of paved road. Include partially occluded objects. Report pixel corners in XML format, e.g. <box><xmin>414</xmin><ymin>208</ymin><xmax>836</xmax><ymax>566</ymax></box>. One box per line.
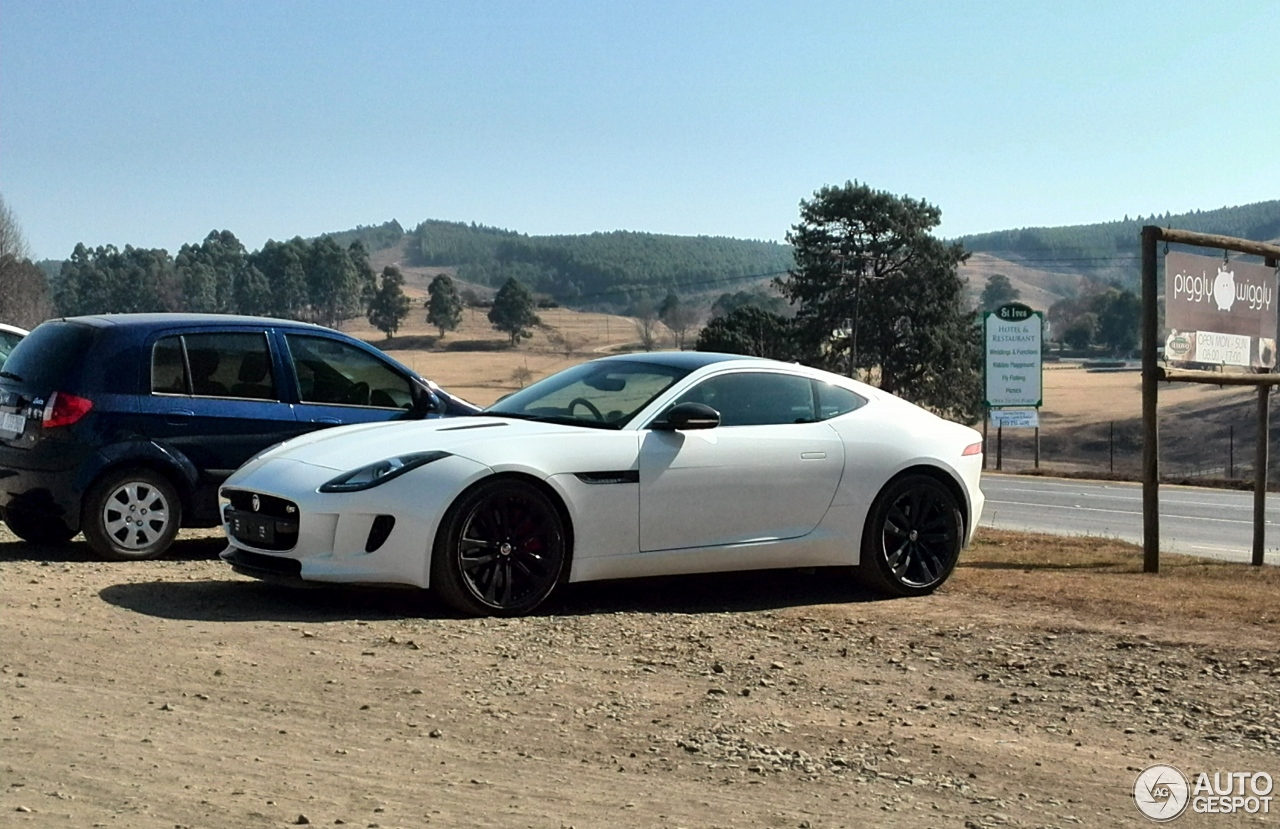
<box><xmin>979</xmin><ymin>473</ymin><xmax>1280</xmax><ymax>565</ymax></box>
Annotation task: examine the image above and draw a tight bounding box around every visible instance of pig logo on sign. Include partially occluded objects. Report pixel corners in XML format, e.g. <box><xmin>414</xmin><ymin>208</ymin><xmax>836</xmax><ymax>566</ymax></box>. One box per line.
<box><xmin>1214</xmin><ymin>267</ymin><xmax>1236</xmax><ymax>312</ymax></box>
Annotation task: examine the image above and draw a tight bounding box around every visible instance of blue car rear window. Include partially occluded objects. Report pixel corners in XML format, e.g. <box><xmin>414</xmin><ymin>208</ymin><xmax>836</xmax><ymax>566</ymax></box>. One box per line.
<box><xmin>2</xmin><ymin>321</ymin><xmax>96</xmax><ymax>390</ymax></box>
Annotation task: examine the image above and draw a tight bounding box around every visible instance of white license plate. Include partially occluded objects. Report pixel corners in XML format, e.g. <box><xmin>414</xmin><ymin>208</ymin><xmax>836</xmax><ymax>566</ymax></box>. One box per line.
<box><xmin>1</xmin><ymin>411</ymin><xmax>25</xmax><ymax>435</ymax></box>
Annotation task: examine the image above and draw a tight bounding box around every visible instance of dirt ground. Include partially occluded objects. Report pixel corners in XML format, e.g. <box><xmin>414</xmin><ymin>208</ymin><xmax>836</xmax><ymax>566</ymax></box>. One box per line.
<box><xmin>6</xmin><ymin>297</ymin><xmax>1275</xmax><ymax>827</ymax></box>
<box><xmin>3</xmin><ymin>526</ymin><xmax>1276</xmax><ymax>829</ymax></box>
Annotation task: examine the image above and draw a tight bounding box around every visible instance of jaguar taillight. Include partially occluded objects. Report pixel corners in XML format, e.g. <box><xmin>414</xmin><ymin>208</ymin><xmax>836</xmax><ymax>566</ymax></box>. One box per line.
<box><xmin>42</xmin><ymin>392</ymin><xmax>94</xmax><ymax>428</ymax></box>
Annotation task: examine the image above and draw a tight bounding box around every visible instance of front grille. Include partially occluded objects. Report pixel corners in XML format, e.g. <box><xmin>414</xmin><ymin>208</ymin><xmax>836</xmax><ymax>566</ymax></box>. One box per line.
<box><xmin>223</xmin><ymin>488</ymin><xmax>297</xmax><ymax>519</ymax></box>
<box><xmin>222</xmin><ymin>488</ymin><xmax>300</xmax><ymax>552</ymax></box>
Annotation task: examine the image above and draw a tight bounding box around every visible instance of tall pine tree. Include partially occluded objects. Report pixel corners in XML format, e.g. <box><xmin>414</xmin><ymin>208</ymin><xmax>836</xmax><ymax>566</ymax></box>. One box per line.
<box><xmin>780</xmin><ymin>181</ymin><xmax>981</xmax><ymax>422</ymax></box>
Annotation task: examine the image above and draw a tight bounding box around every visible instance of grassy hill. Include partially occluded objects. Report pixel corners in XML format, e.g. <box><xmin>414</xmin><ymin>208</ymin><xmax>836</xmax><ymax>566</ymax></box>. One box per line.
<box><xmin>956</xmin><ymin>200</ymin><xmax>1280</xmax><ymax>310</ymax></box>
<box><xmin>322</xmin><ymin>200</ymin><xmax>1280</xmax><ymax>319</ymax></box>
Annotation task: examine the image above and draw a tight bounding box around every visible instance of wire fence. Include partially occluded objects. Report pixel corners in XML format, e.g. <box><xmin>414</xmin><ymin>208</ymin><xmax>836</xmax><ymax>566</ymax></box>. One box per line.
<box><xmin>985</xmin><ymin>414</ymin><xmax>1277</xmax><ymax>484</ymax></box>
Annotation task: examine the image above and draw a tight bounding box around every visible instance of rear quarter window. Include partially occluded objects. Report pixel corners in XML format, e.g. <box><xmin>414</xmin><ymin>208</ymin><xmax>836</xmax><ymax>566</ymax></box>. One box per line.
<box><xmin>1</xmin><ymin>322</ymin><xmax>96</xmax><ymax>390</ymax></box>
<box><xmin>815</xmin><ymin>381</ymin><xmax>867</xmax><ymax>420</ymax></box>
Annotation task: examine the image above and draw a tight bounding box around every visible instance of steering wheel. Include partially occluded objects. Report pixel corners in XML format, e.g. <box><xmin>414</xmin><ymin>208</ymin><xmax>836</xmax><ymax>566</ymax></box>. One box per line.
<box><xmin>568</xmin><ymin>397</ymin><xmax>605</xmax><ymax>421</ymax></box>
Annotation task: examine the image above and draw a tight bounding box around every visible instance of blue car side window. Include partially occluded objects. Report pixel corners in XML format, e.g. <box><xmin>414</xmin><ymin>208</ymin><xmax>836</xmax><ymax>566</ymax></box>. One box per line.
<box><xmin>151</xmin><ymin>333</ymin><xmax>276</xmax><ymax>400</ymax></box>
<box><xmin>151</xmin><ymin>337</ymin><xmax>188</xmax><ymax>394</ymax></box>
<box><xmin>284</xmin><ymin>334</ymin><xmax>412</xmax><ymax>410</ymax></box>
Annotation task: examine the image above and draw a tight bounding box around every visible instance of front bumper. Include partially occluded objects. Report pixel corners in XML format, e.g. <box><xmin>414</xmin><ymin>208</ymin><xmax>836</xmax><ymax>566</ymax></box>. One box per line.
<box><xmin>218</xmin><ymin>453</ymin><xmax>492</xmax><ymax>589</ymax></box>
<box><xmin>220</xmin><ymin>545</ymin><xmax>307</xmax><ymax>586</ymax></box>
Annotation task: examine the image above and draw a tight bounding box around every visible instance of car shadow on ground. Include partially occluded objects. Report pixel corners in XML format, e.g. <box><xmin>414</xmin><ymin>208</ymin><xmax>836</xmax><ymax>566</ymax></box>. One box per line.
<box><xmin>96</xmin><ymin>568</ymin><xmax>891</xmax><ymax>624</ymax></box>
<box><xmin>0</xmin><ymin>535</ymin><xmax>226</xmax><ymax>563</ymax></box>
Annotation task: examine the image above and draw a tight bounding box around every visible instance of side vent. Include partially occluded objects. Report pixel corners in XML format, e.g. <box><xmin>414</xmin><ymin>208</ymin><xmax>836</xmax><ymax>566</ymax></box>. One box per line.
<box><xmin>365</xmin><ymin>515</ymin><xmax>396</xmax><ymax>553</ymax></box>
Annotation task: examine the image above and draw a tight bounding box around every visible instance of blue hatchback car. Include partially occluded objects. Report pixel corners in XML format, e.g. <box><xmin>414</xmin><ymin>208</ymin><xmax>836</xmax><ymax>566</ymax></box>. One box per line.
<box><xmin>0</xmin><ymin>313</ymin><xmax>478</xmax><ymax>560</ymax></box>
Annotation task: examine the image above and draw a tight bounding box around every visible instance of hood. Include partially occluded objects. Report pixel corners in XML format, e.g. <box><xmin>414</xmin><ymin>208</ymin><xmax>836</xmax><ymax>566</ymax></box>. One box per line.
<box><xmin>260</xmin><ymin>416</ymin><xmax>606</xmax><ymax>472</ymax></box>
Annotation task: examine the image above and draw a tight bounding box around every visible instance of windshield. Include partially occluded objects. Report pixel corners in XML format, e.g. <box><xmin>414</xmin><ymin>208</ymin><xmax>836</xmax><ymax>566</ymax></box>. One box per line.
<box><xmin>485</xmin><ymin>359</ymin><xmax>689</xmax><ymax>429</ymax></box>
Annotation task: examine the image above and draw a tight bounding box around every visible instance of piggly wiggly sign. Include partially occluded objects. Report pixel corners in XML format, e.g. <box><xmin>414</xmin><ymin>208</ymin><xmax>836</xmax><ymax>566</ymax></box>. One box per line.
<box><xmin>1165</xmin><ymin>251</ymin><xmax>1278</xmax><ymax>368</ymax></box>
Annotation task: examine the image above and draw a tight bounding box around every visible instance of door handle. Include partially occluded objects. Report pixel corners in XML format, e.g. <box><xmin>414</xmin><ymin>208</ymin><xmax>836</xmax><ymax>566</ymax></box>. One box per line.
<box><xmin>311</xmin><ymin>417</ymin><xmax>342</xmax><ymax>425</ymax></box>
<box><xmin>165</xmin><ymin>409</ymin><xmax>195</xmax><ymax>425</ymax></box>
<box><xmin>800</xmin><ymin>452</ymin><xmax>827</xmax><ymax>460</ymax></box>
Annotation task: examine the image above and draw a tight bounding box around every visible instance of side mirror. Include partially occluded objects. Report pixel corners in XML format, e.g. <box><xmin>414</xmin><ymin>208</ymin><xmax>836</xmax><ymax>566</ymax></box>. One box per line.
<box><xmin>652</xmin><ymin>402</ymin><xmax>720</xmax><ymax>431</ymax></box>
<box><xmin>411</xmin><ymin>379</ymin><xmax>443</xmax><ymax>416</ymax></box>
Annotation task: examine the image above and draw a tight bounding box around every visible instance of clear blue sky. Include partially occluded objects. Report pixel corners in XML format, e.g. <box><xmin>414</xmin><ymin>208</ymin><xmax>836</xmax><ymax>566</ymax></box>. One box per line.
<box><xmin>2</xmin><ymin>0</ymin><xmax>1277</xmax><ymax>261</ymax></box>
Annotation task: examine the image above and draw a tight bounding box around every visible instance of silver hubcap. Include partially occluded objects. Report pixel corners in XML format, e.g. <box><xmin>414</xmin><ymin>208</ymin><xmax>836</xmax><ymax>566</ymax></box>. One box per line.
<box><xmin>102</xmin><ymin>482</ymin><xmax>171</xmax><ymax>550</ymax></box>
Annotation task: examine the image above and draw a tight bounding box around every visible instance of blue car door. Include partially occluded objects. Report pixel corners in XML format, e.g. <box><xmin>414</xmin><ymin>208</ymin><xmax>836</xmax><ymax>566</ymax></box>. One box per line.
<box><xmin>135</xmin><ymin>330</ymin><xmax>310</xmax><ymax>521</ymax></box>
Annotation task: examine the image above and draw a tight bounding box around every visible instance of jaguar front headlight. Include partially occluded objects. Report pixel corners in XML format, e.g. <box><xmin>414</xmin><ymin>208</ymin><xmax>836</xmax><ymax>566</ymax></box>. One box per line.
<box><xmin>319</xmin><ymin>451</ymin><xmax>451</xmax><ymax>493</ymax></box>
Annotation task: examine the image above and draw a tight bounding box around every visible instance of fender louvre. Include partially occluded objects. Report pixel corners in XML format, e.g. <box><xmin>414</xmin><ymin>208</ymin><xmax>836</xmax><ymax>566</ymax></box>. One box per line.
<box><xmin>437</xmin><ymin>421</ymin><xmax>507</xmax><ymax>432</ymax></box>
<box><xmin>574</xmin><ymin>470</ymin><xmax>640</xmax><ymax>485</ymax></box>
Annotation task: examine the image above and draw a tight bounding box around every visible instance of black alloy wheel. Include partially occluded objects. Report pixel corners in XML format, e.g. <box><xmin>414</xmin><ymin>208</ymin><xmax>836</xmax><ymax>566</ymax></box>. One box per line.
<box><xmin>432</xmin><ymin>479</ymin><xmax>567</xmax><ymax>616</ymax></box>
<box><xmin>859</xmin><ymin>474</ymin><xmax>963</xmax><ymax>597</ymax></box>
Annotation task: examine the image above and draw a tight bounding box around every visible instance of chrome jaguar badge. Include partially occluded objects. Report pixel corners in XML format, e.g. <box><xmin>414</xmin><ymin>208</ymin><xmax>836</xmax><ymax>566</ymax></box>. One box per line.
<box><xmin>251</xmin><ymin>494</ymin><xmax>261</xmax><ymax>512</ymax></box>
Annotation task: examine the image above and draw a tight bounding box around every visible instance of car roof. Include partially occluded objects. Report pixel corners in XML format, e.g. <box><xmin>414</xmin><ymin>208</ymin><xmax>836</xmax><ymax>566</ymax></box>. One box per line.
<box><xmin>593</xmin><ymin>351</ymin><xmax>771</xmax><ymax>370</ymax></box>
<box><xmin>58</xmin><ymin>313</ymin><xmax>336</xmax><ymax>333</ymax></box>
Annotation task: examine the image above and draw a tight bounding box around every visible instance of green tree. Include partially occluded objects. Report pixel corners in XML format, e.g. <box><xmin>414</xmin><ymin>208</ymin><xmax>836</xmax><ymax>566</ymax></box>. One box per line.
<box><xmin>348</xmin><ymin>241</ymin><xmax>378</xmax><ymax>314</ymax></box>
<box><xmin>488</xmin><ymin>277</ymin><xmax>540</xmax><ymax>345</ymax></box>
<box><xmin>426</xmin><ymin>273</ymin><xmax>463</xmax><ymax>337</ymax></box>
<box><xmin>174</xmin><ymin>244</ymin><xmax>218</xmax><ymax>312</ymax></box>
<box><xmin>1094</xmin><ymin>288</ymin><xmax>1141</xmax><ymax>356</ymax></box>
<box><xmin>175</xmin><ymin>230</ymin><xmax>253</xmax><ymax>313</ymax></box>
<box><xmin>710</xmin><ymin>289</ymin><xmax>790</xmax><ymax>319</ymax></box>
<box><xmin>779</xmin><ymin>181</ymin><xmax>981</xmax><ymax>421</ymax></box>
<box><xmin>696</xmin><ymin>306</ymin><xmax>796</xmax><ymax>360</ymax></box>
<box><xmin>306</xmin><ymin>236</ymin><xmax>361</xmax><ymax>328</ymax></box>
<box><xmin>979</xmin><ymin>274</ymin><xmax>1020</xmax><ymax>311</ymax></box>
<box><xmin>367</xmin><ymin>265</ymin><xmax>411</xmax><ymax>338</ymax></box>
<box><xmin>233</xmin><ymin>262</ymin><xmax>272</xmax><ymax>315</ymax></box>
<box><xmin>1063</xmin><ymin>314</ymin><xmax>1097</xmax><ymax>351</ymax></box>
<box><xmin>251</xmin><ymin>238</ymin><xmax>309</xmax><ymax>319</ymax></box>
<box><xmin>56</xmin><ymin>243</ymin><xmax>176</xmax><ymax>315</ymax></box>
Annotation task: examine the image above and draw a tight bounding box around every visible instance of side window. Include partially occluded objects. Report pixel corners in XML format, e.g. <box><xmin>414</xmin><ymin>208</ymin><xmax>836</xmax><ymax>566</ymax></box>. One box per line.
<box><xmin>814</xmin><ymin>381</ymin><xmax>867</xmax><ymax>420</ymax></box>
<box><xmin>675</xmin><ymin>372</ymin><xmax>816</xmax><ymax>426</ymax></box>
<box><xmin>285</xmin><ymin>334</ymin><xmax>412</xmax><ymax>409</ymax></box>
<box><xmin>185</xmin><ymin>333</ymin><xmax>277</xmax><ymax>399</ymax></box>
<box><xmin>151</xmin><ymin>337</ymin><xmax>188</xmax><ymax>394</ymax></box>
<box><xmin>151</xmin><ymin>333</ymin><xmax>277</xmax><ymax>400</ymax></box>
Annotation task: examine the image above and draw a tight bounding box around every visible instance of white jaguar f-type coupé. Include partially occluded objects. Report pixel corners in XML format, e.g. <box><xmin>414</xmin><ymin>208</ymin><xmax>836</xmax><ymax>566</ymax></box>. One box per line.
<box><xmin>220</xmin><ymin>352</ymin><xmax>984</xmax><ymax>616</ymax></box>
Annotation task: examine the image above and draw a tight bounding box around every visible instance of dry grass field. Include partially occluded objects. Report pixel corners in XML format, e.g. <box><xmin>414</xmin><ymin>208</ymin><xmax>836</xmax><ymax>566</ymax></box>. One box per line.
<box><xmin>345</xmin><ymin>305</ymin><xmax>642</xmax><ymax>406</ymax></box>
<box><xmin>996</xmin><ymin>364</ymin><xmax>1262</xmax><ymax>477</ymax></box>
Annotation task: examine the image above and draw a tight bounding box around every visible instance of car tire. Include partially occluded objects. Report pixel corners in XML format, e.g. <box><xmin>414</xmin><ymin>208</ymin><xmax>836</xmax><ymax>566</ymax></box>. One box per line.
<box><xmin>431</xmin><ymin>478</ymin><xmax>567</xmax><ymax>617</ymax></box>
<box><xmin>858</xmin><ymin>474</ymin><xmax>963</xmax><ymax>597</ymax></box>
<box><xmin>2</xmin><ymin>507</ymin><xmax>76</xmax><ymax>546</ymax></box>
<box><xmin>82</xmin><ymin>469</ymin><xmax>182</xmax><ymax>561</ymax></box>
